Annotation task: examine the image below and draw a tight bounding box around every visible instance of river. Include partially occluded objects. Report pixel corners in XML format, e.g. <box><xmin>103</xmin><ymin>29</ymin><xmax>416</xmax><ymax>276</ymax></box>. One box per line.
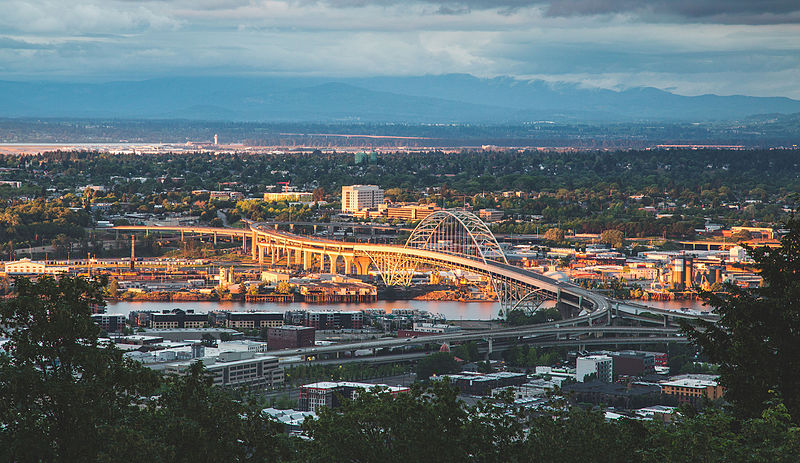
<box><xmin>107</xmin><ymin>298</ymin><xmax>709</xmax><ymax>321</ymax></box>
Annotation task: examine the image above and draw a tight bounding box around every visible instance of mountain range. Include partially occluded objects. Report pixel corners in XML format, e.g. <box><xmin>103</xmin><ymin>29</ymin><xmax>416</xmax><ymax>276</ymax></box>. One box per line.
<box><xmin>1</xmin><ymin>74</ymin><xmax>799</xmax><ymax>123</ymax></box>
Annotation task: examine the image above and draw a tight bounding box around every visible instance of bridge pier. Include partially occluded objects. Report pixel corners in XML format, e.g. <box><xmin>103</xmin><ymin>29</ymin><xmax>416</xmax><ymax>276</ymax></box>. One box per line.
<box><xmin>350</xmin><ymin>257</ymin><xmax>364</xmax><ymax>275</ymax></box>
<box><xmin>213</xmin><ymin>232</ymin><xmax>217</xmax><ymax>246</ymax></box>
<box><xmin>251</xmin><ymin>232</ymin><xmax>257</xmax><ymax>260</ymax></box>
<box><xmin>258</xmin><ymin>245</ymin><xmax>265</xmax><ymax>265</ymax></box>
<box><xmin>344</xmin><ymin>257</ymin><xmax>352</xmax><ymax>275</ymax></box>
<box><xmin>303</xmin><ymin>251</ymin><xmax>311</xmax><ymax>270</ymax></box>
<box><xmin>486</xmin><ymin>338</ymin><xmax>493</xmax><ymax>360</ymax></box>
<box><xmin>328</xmin><ymin>253</ymin><xmax>340</xmax><ymax>274</ymax></box>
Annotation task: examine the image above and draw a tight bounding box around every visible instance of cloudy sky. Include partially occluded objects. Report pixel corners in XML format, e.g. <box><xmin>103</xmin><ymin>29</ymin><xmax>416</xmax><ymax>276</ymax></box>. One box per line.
<box><xmin>1</xmin><ymin>0</ymin><xmax>800</xmax><ymax>97</ymax></box>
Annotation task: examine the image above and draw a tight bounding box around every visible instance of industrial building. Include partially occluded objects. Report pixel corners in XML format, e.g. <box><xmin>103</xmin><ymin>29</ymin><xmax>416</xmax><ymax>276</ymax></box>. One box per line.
<box><xmin>4</xmin><ymin>258</ymin><xmax>70</xmax><ymax>275</ymax></box>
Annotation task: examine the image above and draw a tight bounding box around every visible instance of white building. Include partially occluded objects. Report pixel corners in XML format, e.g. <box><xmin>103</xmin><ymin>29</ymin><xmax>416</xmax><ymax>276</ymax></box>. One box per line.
<box><xmin>341</xmin><ymin>185</ymin><xmax>384</xmax><ymax>213</ymax></box>
<box><xmin>576</xmin><ymin>355</ymin><xmax>613</xmax><ymax>382</ymax></box>
<box><xmin>4</xmin><ymin>258</ymin><xmax>70</xmax><ymax>275</ymax></box>
<box><xmin>164</xmin><ymin>351</ymin><xmax>283</xmax><ymax>389</ymax></box>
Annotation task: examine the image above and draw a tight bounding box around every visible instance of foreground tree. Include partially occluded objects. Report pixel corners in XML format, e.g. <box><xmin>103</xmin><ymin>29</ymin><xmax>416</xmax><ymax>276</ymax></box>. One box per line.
<box><xmin>0</xmin><ymin>276</ymin><xmax>160</xmax><ymax>462</ymax></box>
<box><xmin>685</xmin><ymin>218</ymin><xmax>800</xmax><ymax>421</ymax></box>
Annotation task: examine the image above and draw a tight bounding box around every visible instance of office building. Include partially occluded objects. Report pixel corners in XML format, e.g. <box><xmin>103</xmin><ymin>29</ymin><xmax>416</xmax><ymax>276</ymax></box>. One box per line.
<box><xmin>267</xmin><ymin>325</ymin><xmax>316</xmax><ymax>350</ymax></box>
<box><xmin>660</xmin><ymin>374</ymin><xmax>723</xmax><ymax>405</ymax></box>
<box><xmin>576</xmin><ymin>355</ymin><xmax>613</xmax><ymax>382</ymax></box>
<box><xmin>386</xmin><ymin>204</ymin><xmax>440</xmax><ymax>221</ymax></box>
<box><xmin>611</xmin><ymin>351</ymin><xmax>656</xmax><ymax>376</ymax></box>
<box><xmin>341</xmin><ymin>185</ymin><xmax>384</xmax><ymax>213</ymax></box>
<box><xmin>478</xmin><ymin>209</ymin><xmax>505</xmax><ymax>222</ymax></box>
<box><xmin>165</xmin><ymin>351</ymin><xmax>283</xmax><ymax>389</ymax></box>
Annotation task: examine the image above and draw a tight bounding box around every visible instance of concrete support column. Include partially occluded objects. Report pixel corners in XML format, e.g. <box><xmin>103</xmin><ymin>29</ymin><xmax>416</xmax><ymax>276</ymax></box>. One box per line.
<box><xmin>213</xmin><ymin>232</ymin><xmax>217</xmax><ymax>246</ymax></box>
<box><xmin>329</xmin><ymin>254</ymin><xmax>339</xmax><ymax>274</ymax></box>
<box><xmin>251</xmin><ymin>232</ymin><xmax>257</xmax><ymax>260</ymax></box>
<box><xmin>258</xmin><ymin>245</ymin><xmax>265</xmax><ymax>264</ymax></box>
<box><xmin>355</xmin><ymin>257</ymin><xmax>372</xmax><ymax>276</ymax></box>
<box><xmin>303</xmin><ymin>251</ymin><xmax>311</xmax><ymax>270</ymax></box>
<box><xmin>344</xmin><ymin>257</ymin><xmax>352</xmax><ymax>275</ymax></box>
<box><xmin>271</xmin><ymin>246</ymin><xmax>276</xmax><ymax>266</ymax></box>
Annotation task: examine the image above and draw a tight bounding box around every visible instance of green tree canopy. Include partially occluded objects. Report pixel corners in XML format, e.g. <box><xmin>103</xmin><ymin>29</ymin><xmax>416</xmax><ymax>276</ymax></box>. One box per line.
<box><xmin>686</xmin><ymin>217</ymin><xmax>800</xmax><ymax>421</ymax></box>
<box><xmin>0</xmin><ymin>276</ymin><xmax>160</xmax><ymax>461</ymax></box>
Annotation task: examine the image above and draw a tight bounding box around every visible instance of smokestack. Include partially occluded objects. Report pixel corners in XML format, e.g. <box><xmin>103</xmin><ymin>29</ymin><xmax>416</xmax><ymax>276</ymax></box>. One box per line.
<box><xmin>130</xmin><ymin>235</ymin><xmax>135</xmax><ymax>271</ymax></box>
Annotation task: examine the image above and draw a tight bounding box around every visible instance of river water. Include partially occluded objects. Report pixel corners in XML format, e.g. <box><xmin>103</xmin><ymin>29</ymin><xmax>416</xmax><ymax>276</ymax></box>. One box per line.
<box><xmin>106</xmin><ymin>298</ymin><xmax>709</xmax><ymax>321</ymax></box>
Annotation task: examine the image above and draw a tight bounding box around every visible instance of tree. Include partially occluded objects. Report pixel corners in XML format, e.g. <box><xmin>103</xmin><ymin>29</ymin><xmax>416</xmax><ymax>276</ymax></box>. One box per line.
<box><xmin>0</xmin><ymin>276</ymin><xmax>160</xmax><ymax>461</ymax></box>
<box><xmin>731</xmin><ymin>230</ymin><xmax>752</xmax><ymax>242</ymax></box>
<box><xmin>153</xmin><ymin>361</ymin><xmax>289</xmax><ymax>463</ymax></box>
<box><xmin>544</xmin><ymin>227</ymin><xmax>565</xmax><ymax>242</ymax></box>
<box><xmin>685</xmin><ymin>218</ymin><xmax>800</xmax><ymax>421</ymax></box>
<box><xmin>416</xmin><ymin>352</ymin><xmax>460</xmax><ymax>380</ymax></box>
<box><xmin>106</xmin><ymin>277</ymin><xmax>120</xmax><ymax>298</ymax></box>
<box><xmin>276</xmin><ymin>281</ymin><xmax>292</xmax><ymax>294</ymax></box>
<box><xmin>312</xmin><ymin>187</ymin><xmax>326</xmax><ymax>202</ymax></box>
<box><xmin>302</xmin><ymin>381</ymin><xmax>508</xmax><ymax>463</ymax></box>
<box><xmin>600</xmin><ymin>229</ymin><xmax>625</xmax><ymax>248</ymax></box>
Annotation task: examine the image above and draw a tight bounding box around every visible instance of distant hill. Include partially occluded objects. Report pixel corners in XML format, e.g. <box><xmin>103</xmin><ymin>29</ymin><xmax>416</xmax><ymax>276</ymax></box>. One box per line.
<box><xmin>1</xmin><ymin>75</ymin><xmax>799</xmax><ymax>123</ymax></box>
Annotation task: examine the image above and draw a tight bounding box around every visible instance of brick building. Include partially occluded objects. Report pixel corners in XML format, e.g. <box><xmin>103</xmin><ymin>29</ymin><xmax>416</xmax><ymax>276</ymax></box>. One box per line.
<box><xmin>267</xmin><ymin>325</ymin><xmax>316</xmax><ymax>350</ymax></box>
<box><xmin>303</xmin><ymin>311</ymin><xmax>363</xmax><ymax>330</ymax></box>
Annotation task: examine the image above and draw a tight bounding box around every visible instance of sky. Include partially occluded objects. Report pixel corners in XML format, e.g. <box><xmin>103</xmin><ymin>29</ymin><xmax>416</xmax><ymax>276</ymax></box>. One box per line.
<box><xmin>1</xmin><ymin>0</ymin><xmax>800</xmax><ymax>98</ymax></box>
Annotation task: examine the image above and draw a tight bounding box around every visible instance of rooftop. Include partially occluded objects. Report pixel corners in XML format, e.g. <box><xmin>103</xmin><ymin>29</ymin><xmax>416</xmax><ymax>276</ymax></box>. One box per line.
<box><xmin>301</xmin><ymin>381</ymin><xmax>408</xmax><ymax>393</ymax></box>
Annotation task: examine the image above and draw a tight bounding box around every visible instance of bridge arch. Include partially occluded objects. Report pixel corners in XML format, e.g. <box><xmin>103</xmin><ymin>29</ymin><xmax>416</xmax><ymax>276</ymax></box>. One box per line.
<box><xmin>404</xmin><ymin>210</ymin><xmax>509</xmax><ymax>265</ymax></box>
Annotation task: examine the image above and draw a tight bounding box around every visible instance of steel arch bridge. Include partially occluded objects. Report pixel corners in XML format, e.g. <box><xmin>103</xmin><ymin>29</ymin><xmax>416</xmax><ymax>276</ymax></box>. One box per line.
<box><xmin>114</xmin><ymin>211</ymin><xmax>719</xmax><ymax>324</ymax></box>
<box><xmin>362</xmin><ymin>210</ymin><xmax>553</xmax><ymax>316</ymax></box>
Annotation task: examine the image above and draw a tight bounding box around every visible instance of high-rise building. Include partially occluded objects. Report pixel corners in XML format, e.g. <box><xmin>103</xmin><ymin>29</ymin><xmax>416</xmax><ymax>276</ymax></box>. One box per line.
<box><xmin>576</xmin><ymin>355</ymin><xmax>613</xmax><ymax>382</ymax></box>
<box><xmin>341</xmin><ymin>185</ymin><xmax>384</xmax><ymax>213</ymax></box>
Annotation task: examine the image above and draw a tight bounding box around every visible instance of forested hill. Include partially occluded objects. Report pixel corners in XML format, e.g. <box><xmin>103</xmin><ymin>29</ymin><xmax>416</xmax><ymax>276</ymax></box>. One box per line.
<box><xmin>1</xmin><ymin>75</ymin><xmax>800</xmax><ymax>122</ymax></box>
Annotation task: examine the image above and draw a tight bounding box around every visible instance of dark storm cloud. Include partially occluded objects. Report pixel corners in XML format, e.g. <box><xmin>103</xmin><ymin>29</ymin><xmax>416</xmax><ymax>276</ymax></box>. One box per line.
<box><xmin>319</xmin><ymin>0</ymin><xmax>800</xmax><ymax>24</ymax></box>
